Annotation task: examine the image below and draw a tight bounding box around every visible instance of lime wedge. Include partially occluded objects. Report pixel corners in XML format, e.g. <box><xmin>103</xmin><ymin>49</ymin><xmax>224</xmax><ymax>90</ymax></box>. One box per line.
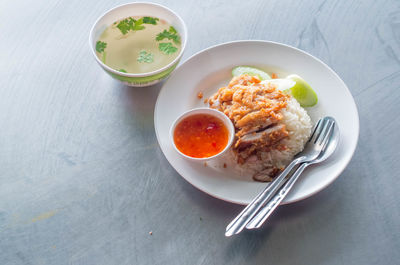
<box><xmin>286</xmin><ymin>74</ymin><xmax>318</xmax><ymax>107</ymax></box>
<box><xmin>262</xmin><ymin>79</ymin><xmax>296</xmax><ymax>93</ymax></box>
<box><xmin>232</xmin><ymin>66</ymin><xmax>271</xmax><ymax>80</ymax></box>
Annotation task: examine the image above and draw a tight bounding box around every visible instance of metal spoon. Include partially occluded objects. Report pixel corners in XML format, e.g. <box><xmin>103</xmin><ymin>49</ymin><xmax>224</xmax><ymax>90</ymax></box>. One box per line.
<box><xmin>225</xmin><ymin>117</ymin><xmax>336</xmax><ymax>237</ymax></box>
<box><xmin>246</xmin><ymin>117</ymin><xmax>339</xmax><ymax>229</ymax></box>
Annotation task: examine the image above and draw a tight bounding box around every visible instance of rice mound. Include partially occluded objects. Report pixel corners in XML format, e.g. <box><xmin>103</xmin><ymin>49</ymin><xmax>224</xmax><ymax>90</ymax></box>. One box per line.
<box><xmin>228</xmin><ymin>98</ymin><xmax>312</xmax><ymax>179</ymax></box>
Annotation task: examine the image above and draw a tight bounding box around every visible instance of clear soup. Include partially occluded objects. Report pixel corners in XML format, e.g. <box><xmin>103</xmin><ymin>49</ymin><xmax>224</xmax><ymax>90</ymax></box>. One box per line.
<box><xmin>96</xmin><ymin>16</ymin><xmax>181</xmax><ymax>74</ymax></box>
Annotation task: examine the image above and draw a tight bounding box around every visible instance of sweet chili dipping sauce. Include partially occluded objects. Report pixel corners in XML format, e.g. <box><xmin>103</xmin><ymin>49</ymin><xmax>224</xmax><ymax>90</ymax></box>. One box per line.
<box><xmin>174</xmin><ymin>114</ymin><xmax>229</xmax><ymax>158</ymax></box>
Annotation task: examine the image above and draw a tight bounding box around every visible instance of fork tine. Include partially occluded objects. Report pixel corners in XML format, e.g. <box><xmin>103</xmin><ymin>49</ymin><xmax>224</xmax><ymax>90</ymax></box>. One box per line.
<box><xmin>314</xmin><ymin>119</ymin><xmax>332</xmax><ymax>144</ymax></box>
<box><xmin>308</xmin><ymin>119</ymin><xmax>321</xmax><ymax>142</ymax></box>
<box><xmin>316</xmin><ymin>120</ymin><xmax>335</xmax><ymax>149</ymax></box>
<box><xmin>320</xmin><ymin>120</ymin><xmax>335</xmax><ymax>148</ymax></box>
<box><xmin>322</xmin><ymin>121</ymin><xmax>335</xmax><ymax>144</ymax></box>
<box><xmin>309</xmin><ymin>118</ymin><xmax>324</xmax><ymax>143</ymax></box>
<box><xmin>313</xmin><ymin>118</ymin><xmax>329</xmax><ymax>143</ymax></box>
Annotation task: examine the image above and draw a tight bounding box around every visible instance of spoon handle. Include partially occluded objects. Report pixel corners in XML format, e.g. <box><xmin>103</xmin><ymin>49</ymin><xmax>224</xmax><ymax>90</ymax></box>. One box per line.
<box><xmin>225</xmin><ymin>157</ymin><xmax>303</xmax><ymax>237</ymax></box>
<box><xmin>246</xmin><ymin>163</ymin><xmax>308</xmax><ymax>229</ymax></box>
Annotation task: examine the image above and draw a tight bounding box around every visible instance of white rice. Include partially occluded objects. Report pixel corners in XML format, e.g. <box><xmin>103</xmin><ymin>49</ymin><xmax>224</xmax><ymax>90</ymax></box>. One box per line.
<box><xmin>227</xmin><ymin>98</ymin><xmax>312</xmax><ymax>177</ymax></box>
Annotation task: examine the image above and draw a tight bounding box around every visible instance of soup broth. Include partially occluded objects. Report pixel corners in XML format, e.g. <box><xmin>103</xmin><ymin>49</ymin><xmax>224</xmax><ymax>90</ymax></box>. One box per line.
<box><xmin>96</xmin><ymin>16</ymin><xmax>181</xmax><ymax>74</ymax></box>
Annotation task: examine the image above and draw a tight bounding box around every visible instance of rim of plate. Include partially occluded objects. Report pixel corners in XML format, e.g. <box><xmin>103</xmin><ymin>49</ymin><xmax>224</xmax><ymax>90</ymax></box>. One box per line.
<box><xmin>154</xmin><ymin>40</ymin><xmax>360</xmax><ymax>205</ymax></box>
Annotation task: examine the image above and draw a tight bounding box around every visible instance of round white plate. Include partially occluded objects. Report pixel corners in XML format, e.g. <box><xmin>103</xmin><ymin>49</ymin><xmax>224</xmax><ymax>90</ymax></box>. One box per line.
<box><xmin>154</xmin><ymin>40</ymin><xmax>359</xmax><ymax>205</ymax></box>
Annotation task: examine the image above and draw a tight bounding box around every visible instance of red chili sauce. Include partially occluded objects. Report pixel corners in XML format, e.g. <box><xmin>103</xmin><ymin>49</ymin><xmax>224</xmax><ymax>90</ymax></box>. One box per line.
<box><xmin>174</xmin><ymin>114</ymin><xmax>229</xmax><ymax>158</ymax></box>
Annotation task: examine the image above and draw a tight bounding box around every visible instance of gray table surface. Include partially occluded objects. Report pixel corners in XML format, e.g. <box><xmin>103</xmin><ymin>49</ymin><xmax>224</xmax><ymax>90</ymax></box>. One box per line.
<box><xmin>1</xmin><ymin>0</ymin><xmax>399</xmax><ymax>264</ymax></box>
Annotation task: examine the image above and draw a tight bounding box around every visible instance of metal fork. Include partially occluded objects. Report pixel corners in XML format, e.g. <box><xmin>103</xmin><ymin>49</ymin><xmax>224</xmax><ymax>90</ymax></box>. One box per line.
<box><xmin>246</xmin><ymin>117</ymin><xmax>337</xmax><ymax>229</ymax></box>
<box><xmin>225</xmin><ymin>117</ymin><xmax>335</xmax><ymax>237</ymax></box>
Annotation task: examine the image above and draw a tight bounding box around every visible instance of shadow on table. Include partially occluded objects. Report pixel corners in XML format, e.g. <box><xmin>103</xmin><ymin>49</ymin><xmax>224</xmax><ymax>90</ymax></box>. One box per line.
<box><xmin>118</xmin><ymin>82</ymin><xmax>163</xmax><ymax>118</ymax></box>
<box><xmin>222</xmin><ymin>193</ymin><xmax>334</xmax><ymax>262</ymax></box>
<box><xmin>180</xmin><ymin>177</ymin><xmax>335</xmax><ymax>260</ymax></box>
<box><xmin>180</xmin><ymin>171</ymin><xmax>333</xmax><ymax>219</ymax></box>
<box><xmin>113</xmin><ymin>82</ymin><xmax>164</xmax><ymax>135</ymax></box>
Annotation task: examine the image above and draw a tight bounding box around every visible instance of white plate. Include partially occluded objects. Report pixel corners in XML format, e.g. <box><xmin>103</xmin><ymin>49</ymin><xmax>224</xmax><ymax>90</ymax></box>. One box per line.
<box><xmin>154</xmin><ymin>40</ymin><xmax>359</xmax><ymax>205</ymax></box>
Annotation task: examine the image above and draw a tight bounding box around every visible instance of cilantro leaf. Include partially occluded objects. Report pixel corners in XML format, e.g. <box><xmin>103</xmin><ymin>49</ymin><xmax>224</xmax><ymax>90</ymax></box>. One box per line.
<box><xmin>116</xmin><ymin>17</ymin><xmax>138</xmax><ymax>34</ymax></box>
<box><xmin>133</xmin><ymin>24</ymin><xmax>145</xmax><ymax>30</ymax></box>
<box><xmin>155</xmin><ymin>30</ymin><xmax>168</xmax><ymax>41</ymax></box>
<box><xmin>116</xmin><ymin>16</ymin><xmax>158</xmax><ymax>34</ymax></box>
<box><xmin>159</xmin><ymin>43</ymin><xmax>178</xmax><ymax>55</ymax></box>
<box><xmin>102</xmin><ymin>51</ymin><xmax>106</xmax><ymax>63</ymax></box>
<box><xmin>132</xmin><ymin>18</ymin><xmax>145</xmax><ymax>31</ymax></box>
<box><xmin>143</xmin><ymin>17</ymin><xmax>159</xmax><ymax>25</ymax></box>
<box><xmin>118</xmin><ymin>69</ymin><xmax>127</xmax><ymax>73</ymax></box>
<box><xmin>128</xmin><ymin>17</ymin><xmax>136</xmax><ymax>28</ymax></box>
<box><xmin>137</xmin><ymin>50</ymin><xmax>154</xmax><ymax>63</ymax></box>
<box><xmin>135</xmin><ymin>18</ymin><xmax>143</xmax><ymax>25</ymax></box>
<box><xmin>117</xmin><ymin>19</ymin><xmax>131</xmax><ymax>34</ymax></box>
<box><xmin>96</xmin><ymin>41</ymin><xmax>107</xmax><ymax>53</ymax></box>
<box><xmin>169</xmin><ymin>26</ymin><xmax>177</xmax><ymax>34</ymax></box>
<box><xmin>155</xmin><ymin>28</ymin><xmax>180</xmax><ymax>44</ymax></box>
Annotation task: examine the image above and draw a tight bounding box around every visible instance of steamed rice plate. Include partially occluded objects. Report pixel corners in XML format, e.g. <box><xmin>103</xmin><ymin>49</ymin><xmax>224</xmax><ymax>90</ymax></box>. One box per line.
<box><xmin>207</xmin><ymin>74</ymin><xmax>312</xmax><ymax>181</ymax></box>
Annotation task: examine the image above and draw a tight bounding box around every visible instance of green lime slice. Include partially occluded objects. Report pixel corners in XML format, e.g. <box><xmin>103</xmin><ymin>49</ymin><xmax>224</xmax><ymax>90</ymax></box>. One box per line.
<box><xmin>232</xmin><ymin>66</ymin><xmax>271</xmax><ymax>80</ymax></box>
<box><xmin>286</xmin><ymin>74</ymin><xmax>318</xmax><ymax>107</ymax></box>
